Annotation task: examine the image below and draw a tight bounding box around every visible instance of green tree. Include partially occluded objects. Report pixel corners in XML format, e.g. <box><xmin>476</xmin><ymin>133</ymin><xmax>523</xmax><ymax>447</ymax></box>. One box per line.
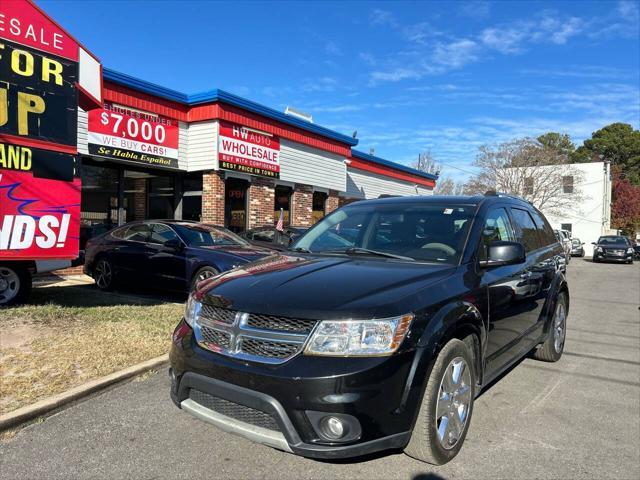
<box><xmin>572</xmin><ymin>123</ymin><xmax>640</xmax><ymax>184</ymax></box>
<box><xmin>537</xmin><ymin>132</ymin><xmax>575</xmax><ymax>157</ymax></box>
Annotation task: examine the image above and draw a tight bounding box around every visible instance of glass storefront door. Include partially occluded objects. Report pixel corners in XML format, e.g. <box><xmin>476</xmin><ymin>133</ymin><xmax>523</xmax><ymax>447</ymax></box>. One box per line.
<box><xmin>225</xmin><ymin>178</ymin><xmax>248</xmax><ymax>232</ymax></box>
<box><xmin>274</xmin><ymin>185</ymin><xmax>292</xmax><ymax>226</ymax></box>
<box><xmin>80</xmin><ymin>162</ymin><xmax>119</xmax><ymax>249</ymax></box>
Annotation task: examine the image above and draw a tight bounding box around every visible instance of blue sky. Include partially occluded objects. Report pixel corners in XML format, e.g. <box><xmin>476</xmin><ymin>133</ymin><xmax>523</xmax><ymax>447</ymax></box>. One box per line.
<box><xmin>42</xmin><ymin>0</ymin><xmax>640</xmax><ymax>182</ymax></box>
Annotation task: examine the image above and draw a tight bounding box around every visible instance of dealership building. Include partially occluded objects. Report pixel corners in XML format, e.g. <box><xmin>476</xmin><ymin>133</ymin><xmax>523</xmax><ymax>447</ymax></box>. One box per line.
<box><xmin>76</xmin><ymin>69</ymin><xmax>437</xmax><ymax>245</ymax></box>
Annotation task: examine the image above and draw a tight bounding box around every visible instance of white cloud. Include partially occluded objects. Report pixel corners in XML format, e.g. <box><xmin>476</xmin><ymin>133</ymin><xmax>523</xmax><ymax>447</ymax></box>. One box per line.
<box><xmin>480</xmin><ymin>27</ymin><xmax>526</xmax><ymax>53</ymax></box>
<box><xmin>433</xmin><ymin>39</ymin><xmax>479</xmax><ymax>68</ymax></box>
<box><xmin>370</xmin><ymin>68</ymin><xmax>422</xmax><ymax>83</ymax></box>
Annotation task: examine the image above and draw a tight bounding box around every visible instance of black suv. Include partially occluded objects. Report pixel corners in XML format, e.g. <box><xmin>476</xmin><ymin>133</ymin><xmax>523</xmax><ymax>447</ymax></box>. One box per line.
<box><xmin>170</xmin><ymin>194</ymin><xmax>568</xmax><ymax>465</ymax></box>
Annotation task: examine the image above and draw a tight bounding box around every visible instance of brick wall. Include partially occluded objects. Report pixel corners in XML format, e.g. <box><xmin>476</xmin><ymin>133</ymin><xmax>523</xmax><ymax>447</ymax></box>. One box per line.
<box><xmin>201</xmin><ymin>171</ymin><xmax>225</xmax><ymax>225</ymax></box>
<box><xmin>292</xmin><ymin>184</ymin><xmax>313</xmax><ymax>227</ymax></box>
<box><xmin>248</xmin><ymin>178</ymin><xmax>275</xmax><ymax>228</ymax></box>
<box><xmin>326</xmin><ymin>190</ymin><xmax>340</xmax><ymax>214</ymax></box>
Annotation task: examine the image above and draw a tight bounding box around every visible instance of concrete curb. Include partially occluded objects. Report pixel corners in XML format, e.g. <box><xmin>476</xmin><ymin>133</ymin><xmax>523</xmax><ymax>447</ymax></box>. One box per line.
<box><xmin>0</xmin><ymin>354</ymin><xmax>168</xmax><ymax>431</ymax></box>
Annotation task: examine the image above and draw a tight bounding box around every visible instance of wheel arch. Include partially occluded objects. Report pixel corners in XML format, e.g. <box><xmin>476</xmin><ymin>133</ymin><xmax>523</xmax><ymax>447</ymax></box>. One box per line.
<box><xmin>398</xmin><ymin>300</ymin><xmax>486</xmax><ymax>423</ymax></box>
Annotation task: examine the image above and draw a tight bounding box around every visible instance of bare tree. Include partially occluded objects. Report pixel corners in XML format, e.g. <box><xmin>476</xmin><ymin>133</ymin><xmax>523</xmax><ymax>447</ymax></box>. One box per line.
<box><xmin>412</xmin><ymin>150</ymin><xmax>441</xmax><ymax>175</ymax></box>
<box><xmin>464</xmin><ymin>138</ymin><xmax>586</xmax><ymax>215</ymax></box>
<box><xmin>435</xmin><ymin>175</ymin><xmax>466</xmax><ymax>195</ymax></box>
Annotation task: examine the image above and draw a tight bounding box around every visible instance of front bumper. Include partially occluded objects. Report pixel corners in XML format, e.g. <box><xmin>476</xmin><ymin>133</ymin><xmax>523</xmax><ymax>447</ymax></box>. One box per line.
<box><xmin>169</xmin><ymin>320</ymin><xmax>425</xmax><ymax>459</ymax></box>
<box><xmin>594</xmin><ymin>252</ymin><xmax>633</xmax><ymax>262</ymax></box>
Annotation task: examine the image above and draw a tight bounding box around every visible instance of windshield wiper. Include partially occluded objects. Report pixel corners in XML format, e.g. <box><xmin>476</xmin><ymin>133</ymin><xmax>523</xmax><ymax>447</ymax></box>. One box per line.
<box><xmin>333</xmin><ymin>247</ymin><xmax>414</xmax><ymax>261</ymax></box>
<box><xmin>290</xmin><ymin>246</ymin><xmax>312</xmax><ymax>253</ymax></box>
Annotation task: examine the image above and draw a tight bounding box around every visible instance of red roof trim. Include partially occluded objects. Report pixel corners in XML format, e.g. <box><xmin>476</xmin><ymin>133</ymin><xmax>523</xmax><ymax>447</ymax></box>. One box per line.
<box><xmin>349</xmin><ymin>158</ymin><xmax>435</xmax><ymax>188</ymax></box>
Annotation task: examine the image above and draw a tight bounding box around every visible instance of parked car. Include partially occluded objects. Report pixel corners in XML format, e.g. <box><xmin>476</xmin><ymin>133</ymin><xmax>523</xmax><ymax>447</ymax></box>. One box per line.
<box><xmin>554</xmin><ymin>229</ymin><xmax>571</xmax><ymax>264</ymax></box>
<box><xmin>570</xmin><ymin>238</ymin><xmax>585</xmax><ymax>257</ymax></box>
<box><xmin>592</xmin><ymin>235</ymin><xmax>634</xmax><ymax>264</ymax></box>
<box><xmin>170</xmin><ymin>194</ymin><xmax>568</xmax><ymax>465</ymax></box>
<box><xmin>633</xmin><ymin>241</ymin><xmax>640</xmax><ymax>260</ymax></box>
<box><xmin>84</xmin><ymin>220</ymin><xmax>272</xmax><ymax>292</ymax></box>
<box><xmin>241</xmin><ymin>225</ymin><xmax>307</xmax><ymax>251</ymax></box>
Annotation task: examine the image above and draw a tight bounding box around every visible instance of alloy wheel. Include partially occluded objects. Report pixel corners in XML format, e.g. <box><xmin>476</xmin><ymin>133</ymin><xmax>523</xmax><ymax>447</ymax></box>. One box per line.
<box><xmin>553</xmin><ymin>302</ymin><xmax>566</xmax><ymax>353</ymax></box>
<box><xmin>197</xmin><ymin>270</ymin><xmax>216</xmax><ymax>282</ymax></box>
<box><xmin>0</xmin><ymin>267</ymin><xmax>20</xmax><ymax>304</ymax></box>
<box><xmin>435</xmin><ymin>356</ymin><xmax>472</xmax><ymax>450</ymax></box>
<box><xmin>95</xmin><ymin>260</ymin><xmax>112</xmax><ymax>289</ymax></box>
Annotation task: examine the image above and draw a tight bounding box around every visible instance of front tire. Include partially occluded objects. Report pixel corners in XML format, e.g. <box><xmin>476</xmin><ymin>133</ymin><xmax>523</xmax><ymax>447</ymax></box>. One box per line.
<box><xmin>533</xmin><ymin>292</ymin><xmax>568</xmax><ymax>362</ymax></box>
<box><xmin>190</xmin><ymin>266</ymin><xmax>219</xmax><ymax>291</ymax></box>
<box><xmin>404</xmin><ymin>338</ymin><xmax>475</xmax><ymax>465</ymax></box>
<box><xmin>0</xmin><ymin>263</ymin><xmax>32</xmax><ymax>306</ymax></box>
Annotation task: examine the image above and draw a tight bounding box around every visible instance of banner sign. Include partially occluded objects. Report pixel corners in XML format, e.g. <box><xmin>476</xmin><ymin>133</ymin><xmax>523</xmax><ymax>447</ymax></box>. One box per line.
<box><xmin>0</xmin><ymin>169</ymin><xmax>80</xmax><ymax>259</ymax></box>
<box><xmin>218</xmin><ymin>121</ymin><xmax>280</xmax><ymax>179</ymax></box>
<box><xmin>0</xmin><ymin>38</ymin><xmax>78</xmax><ymax>148</ymax></box>
<box><xmin>87</xmin><ymin>102</ymin><xmax>180</xmax><ymax>169</ymax></box>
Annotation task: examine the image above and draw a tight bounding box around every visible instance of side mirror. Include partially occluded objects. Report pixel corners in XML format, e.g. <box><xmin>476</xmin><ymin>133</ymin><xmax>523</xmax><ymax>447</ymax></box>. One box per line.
<box><xmin>591</xmin><ymin>242</ymin><xmax>596</xmax><ymax>245</ymax></box>
<box><xmin>479</xmin><ymin>241</ymin><xmax>526</xmax><ymax>268</ymax></box>
<box><xmin>581</xmin><ymin>242</ymin><xmax>585</xmax><ymax>245</ymax></box>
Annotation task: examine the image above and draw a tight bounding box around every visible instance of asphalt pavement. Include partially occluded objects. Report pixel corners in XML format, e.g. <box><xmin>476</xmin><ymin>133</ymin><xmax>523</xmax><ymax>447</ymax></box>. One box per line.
<box><xmin>1</xmin><ymin>259</ymin><xmax>639</xmax><ymax>480</ymax></box>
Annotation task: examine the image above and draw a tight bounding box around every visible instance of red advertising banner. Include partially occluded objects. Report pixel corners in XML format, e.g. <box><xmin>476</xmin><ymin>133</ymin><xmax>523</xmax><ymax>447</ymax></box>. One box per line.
<box><xmin>218</xmin><ymin>121</ymin><xmax>280</xmax><ymax>179</ymax></box>
<box><xmin>88</xmin><ymin>102</ymin><xmax>180</xmax><ymax>168</ymax></box>
<box><xmin>0</xmin><ymin>0</ymin><xmax>79</xmax><ymax>61</ymax></box>
<box><xmin>0</xmin><ymin>170</ymin><xmax>80</xmax><ymax>259</ymax></box>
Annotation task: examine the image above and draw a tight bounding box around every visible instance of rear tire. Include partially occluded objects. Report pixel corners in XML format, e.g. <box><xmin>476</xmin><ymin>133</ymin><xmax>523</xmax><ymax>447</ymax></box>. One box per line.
<box><xmin>93</xmin><ymin>257</ymin><xmax>115</xmax><ymax>290</ymax></box>
<box><xmin>0</xmin><ymin>263</ymin><xmax>32</xmax><ymax>306</ymax></box>
<box><xmin>404</xmin><ymin>338</ymin><xmax>476</xmax><ymax>465</ymax></box>
<box><xmin>190</xmin><ymin>266</ymin><xmax>219</xmax><ymax>291</ymax></box>
<box><xmin>533</xmin><ymin>292</ymin><xmax>567</xmax><ymax>362</ymax></box>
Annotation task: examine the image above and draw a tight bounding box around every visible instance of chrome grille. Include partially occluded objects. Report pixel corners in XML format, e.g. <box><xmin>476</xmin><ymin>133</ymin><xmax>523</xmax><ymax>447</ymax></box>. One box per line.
<box><xmin>200</xmin><ymin>325</ymin><xmax>231</xmax><ymax>349</ymax></box>
<box><xmin>247</xmin><ymin>314</ymin><xmax>316</xmax><ymax>333</ymax></box>
<box><xmin>189</xmin><ymin>389</ymin><xmax>280</xmax><ymax>431</ymax></box>
<box><xmin>194</xmin><ymin>306</ymin><xmax>314</xmax><ymax>364</ymax></box>
<box><xmin>240</xmin><ymin>338</ymin><xmax>300</xmax><ymax>359</ymax></box>
<box><xmin>201</xmin><ymin>304</ymin><xmax>235</xmax><ymax>324</ymax></box>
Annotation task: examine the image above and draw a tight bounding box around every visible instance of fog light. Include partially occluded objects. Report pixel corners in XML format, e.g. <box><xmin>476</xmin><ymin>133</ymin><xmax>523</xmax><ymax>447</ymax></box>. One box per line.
<box><xmin>322</xmin><ymin>416</ymin><xmax>345</xmax><ymax>439</ymax></box>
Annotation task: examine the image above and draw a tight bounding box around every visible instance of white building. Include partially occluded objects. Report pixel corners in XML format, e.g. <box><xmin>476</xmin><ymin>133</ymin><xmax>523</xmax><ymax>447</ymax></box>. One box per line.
<box><xmin>500</xmin><ymin>162</ymin><xmax>612</xmax><ymax>256</ymax></box>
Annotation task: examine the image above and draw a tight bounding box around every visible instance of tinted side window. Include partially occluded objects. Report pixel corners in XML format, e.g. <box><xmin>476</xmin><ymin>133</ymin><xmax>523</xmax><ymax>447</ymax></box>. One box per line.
<box><xmin>510</xmin><ymin>208</ymin><xmax>541</xmax><ymax>252</ymax></box>
<box><xmin>110</xmin><ymin>226</ymin><xmax>128</xmax><ymax>239</ymax></box>
<box><xmin>530</xmin><ymin>210</ymin><xmax>556</xmax><ymax>246</ymax></box>
<box><xmin>149</xmin><ymin>224</ymin><xmax>179</xmax><ymax>245</ymax></box>
<box><xmin>123</xmin><ymin>224</ymin><xmax>150</xmax><ymax>242</ymax></box>
<box><xmin>478</xmin><ymin>208</ymin><xmax>515</xmax><ymax>260</ymax></box>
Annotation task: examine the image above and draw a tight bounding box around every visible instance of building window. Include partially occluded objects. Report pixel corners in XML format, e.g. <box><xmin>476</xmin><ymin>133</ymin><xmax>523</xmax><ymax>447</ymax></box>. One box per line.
<box><xmin>562</xmin><ymin>175</ymin><xmax>574</xmax><ymax>194</ymax></box>
<box><xmin>80</xmin><ymin>162</ymin><xmax>119</xmax><ymax>249</ymax></box>
<box><xmin>561</xmin><ymin>223</ymin><xmax>572</xmax><ymax>233</ymax></box>
<box><xmin>147</xmin><ymin>174</ymin><xmax>176</xmax><ymax>219</ymax></box>
<box><xmin>225</xmin><ymin>178</ymin><xmax>249</xmax><ymax>233</ymax></box>
<box><xmin>182</xmin><ymin>172</ymin><xmax>203</xmax><ymax>221</ymax></box>
<box><xmin>523</xmin><ymin>177</ymin><xmax>534</xmax><ymax>195</ymax></box>
<box><xmin>274</xmin><ymin>185</ymin><xmax>292</xmax><ymax>226</ymax></box>
<box><xmin>312</xmin><ymin>191</ymin><xmax>327</xmax><ymax>224</ymax></box>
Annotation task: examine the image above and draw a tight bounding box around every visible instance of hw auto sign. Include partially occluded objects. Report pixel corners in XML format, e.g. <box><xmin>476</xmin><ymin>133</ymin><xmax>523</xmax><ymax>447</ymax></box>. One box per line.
<box><xmin>0</xmin><ymin>0</ymin><xmax>101</xmax><ymax>260</ymax></box>
<box><xmin>218</xmin><ymin>121</ymin><xmax>280</xmax><ymax>179</ymax></box>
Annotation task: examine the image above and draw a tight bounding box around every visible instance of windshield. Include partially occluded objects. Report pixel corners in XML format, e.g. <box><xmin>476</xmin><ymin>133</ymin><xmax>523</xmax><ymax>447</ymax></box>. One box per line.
<box><xmin>293</xmin><ymin>203</ymin><xmax>475</xmax><ymax>264</ymax></box>
<box><xmin>571</xmin><ymin>239</ymin><xmax>581</xmax><ymax>246</ymax></box>
<box><xmin>597</xmin><ymin>236</ymin><xmax>629</xmax><ymax>245</ymax></box>
<box><xmin>175</xmin><ymin>224</ymin><xmax>250</xmax><ymax>247</ymax></box>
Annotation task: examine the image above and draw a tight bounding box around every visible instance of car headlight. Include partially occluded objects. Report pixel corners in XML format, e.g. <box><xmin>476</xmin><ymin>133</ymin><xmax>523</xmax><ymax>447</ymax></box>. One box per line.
<box><xmin>596</xmin><ymin>247</ymin><xmax>603</xmax><ymax>253</ymax></box>
<box><xmin>305</xmin><ymin>314</ymin><xmax>414</xmax><ymax>357</ymax></box>
<box><xmin>627</xmin><ymin>248</ymin><xmax>634</xmax><ymax>254</ymax></box>
<box><xmin>184</xmin><ymin>294</ymin><xmax>202</xmax><ymax>327</ymax></box>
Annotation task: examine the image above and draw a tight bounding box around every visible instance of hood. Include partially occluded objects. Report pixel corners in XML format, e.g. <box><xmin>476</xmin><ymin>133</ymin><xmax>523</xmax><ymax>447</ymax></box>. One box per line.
<box><xmin>191</xmin><ymin>244</ymin><xmax>273</xmax><ymax>262</ymax></box>
<box><xmin>197</xmin><ymin>253</ymin><xmax>455</xmax><ymax>320</ymax></box>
